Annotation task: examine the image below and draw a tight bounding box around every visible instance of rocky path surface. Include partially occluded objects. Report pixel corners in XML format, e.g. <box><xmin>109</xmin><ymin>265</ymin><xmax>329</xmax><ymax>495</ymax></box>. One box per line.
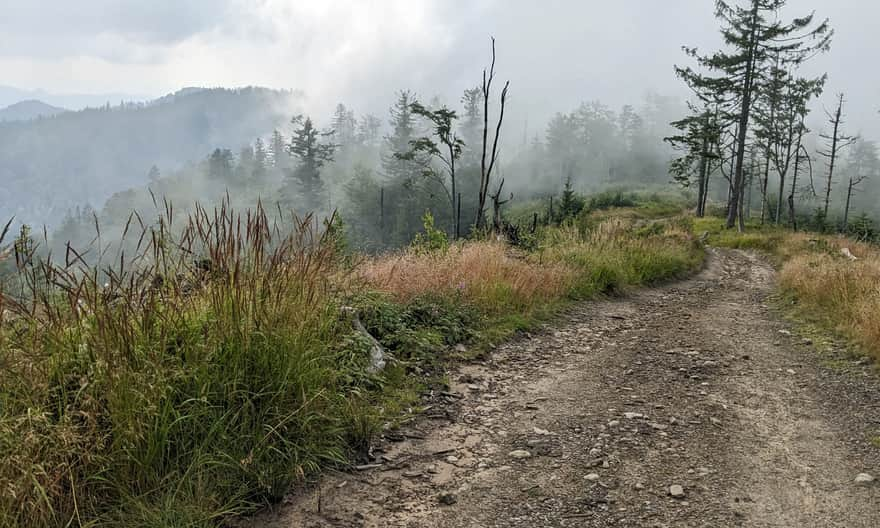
<box><xmin>255</xmin><ymin>249</ymin><xmax>880</xmax><ymax>527</ymax></box>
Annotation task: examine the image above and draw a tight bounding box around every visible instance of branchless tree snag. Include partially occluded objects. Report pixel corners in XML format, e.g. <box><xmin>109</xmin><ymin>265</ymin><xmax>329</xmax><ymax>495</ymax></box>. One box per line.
<box><xmin>818</xmin><ymin>93</ymin><xmax>857</xmax><ymax>221</ymax></box>
<box><xmin>842</xmin><ymin>139</ymin><xmax>877</xmax><ymax>231</ymax></box>
<box><xmin>489</xmin><ymin>178</ymin><xmax>512</xmax><ymax>233</ymax></box>
<box><xmin>787</xmin><ymin>119</ymin><xmax>813</xmax><ymax>230</ymax></box>
<box><xmin>475</xmin><ymin>37</ymin><xmax>510</xmax><ymax>231</ymax></box>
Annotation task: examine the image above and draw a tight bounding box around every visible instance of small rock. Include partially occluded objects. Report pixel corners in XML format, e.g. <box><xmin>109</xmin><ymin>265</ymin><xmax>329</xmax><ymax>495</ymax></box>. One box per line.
<box><xmin>533</xmin><ymin>427</ymin><xmax>552</xmax><ymax>436</ymax></box>
<box><xmin>585</xmin><ymin>473</ymin><xmax>601</xmax><ymax>482</ymax></box>
<box><xmin>508</xmin><ymin>449</ymin><xmax>532</xmax><ymax>459</ymax></box>
<box><xmin>803</xmin><ymin>338</ymin><xmax>813</xmax><ymax>345</ymax></box>
<box><xmin>624</xmin><ymin>412</ymin><xmax>644</xmax><ymax>420</ymax></box>
<box><xmin>608</xmin><ymin>420</ymin><xmax>621</xmax><ymax>427</ymax></box>
<box><xmin>855</xmin><ymin>473</ymin><xmax>875</xmax><ymax>486</ymax></box>
<box><xmin>786</xmin><ymin>369</ymin><xmax>796</xmax><ymax>375</ymax></box>
<box><xmin>634</xmin><ymin>482</ymin><xmax>645</xmax><ymax>490</ymax></box>
<box><xmin>446</xmin><ymin>455</ymin><xmax>459</xmax><ymax>463</ymax></box>
<box><xmin>438</xmin><ymin>492</ymin><xmax>458</xmax><ymax>505</ymax></box>
<box><xmin>589</xmin><ymin>447</ymin><xmax>602</xmax><ymax>456</ymax></box>
<box><xmin>669</xmin><ymin>485</ymin><xmax>686</xmax><ymax>498</ymax></box>
<box><xmin>455</xmin><ymin>343</ymin><xmax>468</xmax><ymax>353</ymax></box>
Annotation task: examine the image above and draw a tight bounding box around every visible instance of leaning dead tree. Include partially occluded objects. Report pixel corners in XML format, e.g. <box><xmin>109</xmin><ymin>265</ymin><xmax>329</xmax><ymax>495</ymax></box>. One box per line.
<box><xmin>475</xmin><ymin>37</ymin><xmax>510</xmax><ymax>231</ymax></box>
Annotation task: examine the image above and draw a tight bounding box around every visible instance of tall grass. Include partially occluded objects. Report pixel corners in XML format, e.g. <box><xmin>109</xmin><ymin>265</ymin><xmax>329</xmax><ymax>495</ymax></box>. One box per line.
<box><xmin>539</xmin><ymin>216</ymin><xmax>704</xmax><ymax>297</ymax></box>
<box><xmin>360</xmin><ymin>215</ymin><xmax>703</xmax><ymax>316</ymax></box>
<box><xmin>778</xmin><ymin>238</ymin><xmax>880</xmax><ymax>360</ymax></box>
<box><xmin>359</xmin><ymin>241</ymin><xmax>574</xmax><ymax>315</ymax></box>
<box><xmin>0</xmin><ymin>202</ymin><xmax>374</xmax><ymax>526</ymax></box>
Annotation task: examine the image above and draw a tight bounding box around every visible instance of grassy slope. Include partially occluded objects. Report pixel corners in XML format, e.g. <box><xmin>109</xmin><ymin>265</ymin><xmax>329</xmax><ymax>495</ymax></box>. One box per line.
<box><xmin>694</xmin><ymin>216</ymin><xmax>880</xmax><ymax>363</ymax></box>
<box><xmin>0</xmin><ymin>199</ymin><xmax>703</xmax><ymax>527</ymax></box>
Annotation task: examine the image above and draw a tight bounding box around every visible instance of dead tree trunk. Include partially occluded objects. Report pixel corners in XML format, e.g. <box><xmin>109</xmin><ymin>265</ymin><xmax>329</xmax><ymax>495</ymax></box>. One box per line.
<box><xmin>475</xmin><ymin>37</ymin><xmax>510</xmax><ymax>231</ymax></box>
<box><xmin>489</xmin><ymin>178</ymin><xmax>511</xmax><ymax>233</ymax></box>
<box><xmin>818</xmin><ymin>93</ymin><xmax>856</xmax><ymax>220</ymax></box>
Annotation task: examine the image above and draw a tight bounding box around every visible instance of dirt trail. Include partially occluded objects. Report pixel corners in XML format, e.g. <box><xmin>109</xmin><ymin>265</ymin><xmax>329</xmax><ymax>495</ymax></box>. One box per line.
<box><xmin>254</xmin><ymin>249</ymin><xmax>880</xmax><ymax>527</ymax></box>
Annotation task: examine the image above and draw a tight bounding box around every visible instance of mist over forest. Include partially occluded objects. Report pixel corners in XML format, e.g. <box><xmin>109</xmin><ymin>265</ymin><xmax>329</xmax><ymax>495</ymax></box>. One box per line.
<box><xmin>0</xmin><ymin>1</ymin><xmax>878</xmax><ymax>258</ymax></box>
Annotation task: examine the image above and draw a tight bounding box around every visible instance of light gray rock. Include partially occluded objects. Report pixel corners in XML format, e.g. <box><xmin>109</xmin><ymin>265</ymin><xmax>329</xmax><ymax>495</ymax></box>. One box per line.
<box><xmin>669</xmin><ymin>484</ymin><xmax>686</xmax><ymax>498</ymax></box>
<box><xmin>855</xmin><ymin>473</ymin><xmax>874</xmax><ymax>486</ymax></box>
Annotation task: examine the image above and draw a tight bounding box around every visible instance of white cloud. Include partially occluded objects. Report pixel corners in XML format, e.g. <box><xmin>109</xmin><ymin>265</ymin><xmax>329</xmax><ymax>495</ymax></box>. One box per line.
<box><xmin>0</xmin><ymin>0</ymin><xmax>876</xmax><ymax>137</ymax></box>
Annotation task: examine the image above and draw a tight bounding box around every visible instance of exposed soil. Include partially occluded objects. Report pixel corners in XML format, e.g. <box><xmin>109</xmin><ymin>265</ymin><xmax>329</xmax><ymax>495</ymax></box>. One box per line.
<box><xmin>251</xmin><ymin>248</ymin><xmax>880</xmax><ymax>527</ymax></box>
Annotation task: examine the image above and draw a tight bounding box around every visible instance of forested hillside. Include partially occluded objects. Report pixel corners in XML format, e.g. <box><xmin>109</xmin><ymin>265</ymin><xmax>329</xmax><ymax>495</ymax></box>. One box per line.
<box><xmin>0</xmin><ymin>100</ymin><xmax>68</xmax><ymax>122</ymax></box>
<box><xmin>42</xmin><ymin>90</ymin><xmax>682</xmax><ymax>258</ymax></box>
<box><xmin>0</xmin><ymin>87</ymin><xmax>301</xmax><ymax>228</ymax></box>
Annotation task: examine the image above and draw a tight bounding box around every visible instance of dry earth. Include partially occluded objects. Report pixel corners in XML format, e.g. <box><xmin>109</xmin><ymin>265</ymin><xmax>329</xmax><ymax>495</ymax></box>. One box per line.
<box><xmin>250</xmin><ymin>248</ymin><xmax>880</xmax><ymax>527</ymax></box>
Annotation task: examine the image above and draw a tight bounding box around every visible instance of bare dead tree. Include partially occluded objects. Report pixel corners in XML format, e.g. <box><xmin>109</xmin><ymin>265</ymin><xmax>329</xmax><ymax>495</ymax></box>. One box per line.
<box><xmin>817</xmin><ymin>93</ymin><xmax>857</xmax><ymax>219</ymax></box>
<box><xmin>489</xmin><ymin>178</ymin><xmax>512</xmax><ymax>232</ymax></box>
<box><xmin>842</xmin><ymin>139</ymin><xmax>875</xmax><ymax>231</ymax></box>
<box><xmin>475</xmin><ymin>37</ymin><xmax>510</xmax><ymax>231</ymax></box>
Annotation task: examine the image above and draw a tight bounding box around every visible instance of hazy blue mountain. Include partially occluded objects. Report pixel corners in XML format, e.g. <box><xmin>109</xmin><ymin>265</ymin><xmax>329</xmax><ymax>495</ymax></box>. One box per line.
<box><xmin>0</xmin><ymin>100</ymin><xmax>68</xmax><ymax>122</ymax></box>
<box><xmin>0</xmin><ymin>87</ymin><xmax>302</xmax><ymax>228</ymax></box>
<box><xmin>0</xmin><ymin>85</ymin><xmax>150</xmax><ymax>111</ymax></box>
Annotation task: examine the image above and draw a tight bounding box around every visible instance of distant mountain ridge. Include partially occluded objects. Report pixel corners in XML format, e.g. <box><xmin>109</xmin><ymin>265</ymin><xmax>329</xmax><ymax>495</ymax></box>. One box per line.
<box><xmin>0</xmin><ymin>85</ymin><xmax>150</xmax><ymax>111</ymax></box>
<box><xmin>0</xmin><ymin>100</ymin><xmax>68</xmax><ymax>122</ymax></box>
<box><xmin>0</xmin><ymin>86</ymin><xmax>303</xmax><ymax>228</ymax></box>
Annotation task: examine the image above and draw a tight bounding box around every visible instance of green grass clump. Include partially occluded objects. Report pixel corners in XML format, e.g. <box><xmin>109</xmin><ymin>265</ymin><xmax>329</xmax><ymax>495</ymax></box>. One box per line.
<box><xmin>538</xmin><ymin>215</ymin><xmax>704</xmax><ymax>299</ymax></box>
<box><xmin>0</xmin><ymin>204</ymin><xmax>410</xmax><ymax>527</ymax></box>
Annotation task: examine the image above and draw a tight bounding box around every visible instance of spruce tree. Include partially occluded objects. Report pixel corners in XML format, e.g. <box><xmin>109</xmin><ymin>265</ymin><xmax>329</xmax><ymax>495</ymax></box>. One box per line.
<box><xmin>676</xmin><ymin>0</ymin><xmax>831</xmax><ymax>230</ymax></box>
<box><xmin>281</xmin><ymin>115</ymin><xmax>337</xmax><ymax>213</ymax></box>
<box><xmin>270</xmin><ymin>129</ymin><xmax>286</xmax><ymax>169</ymax></box>
<box><xmin>666</xmin><ymin>103</ymin><xmax>723</xmax><ymax>217</ymax></box>
<box><xmin>253</xmin><ymin>137</ymin><xmax>268</xmax><ymax>183</ymax></box>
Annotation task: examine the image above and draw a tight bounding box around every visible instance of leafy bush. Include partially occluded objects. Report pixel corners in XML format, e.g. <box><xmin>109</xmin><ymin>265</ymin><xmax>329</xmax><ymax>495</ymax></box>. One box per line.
<box><xmin>410</xmin><ymin>211</ymin><xmax>449</xmax><ymax>255</ymax></box>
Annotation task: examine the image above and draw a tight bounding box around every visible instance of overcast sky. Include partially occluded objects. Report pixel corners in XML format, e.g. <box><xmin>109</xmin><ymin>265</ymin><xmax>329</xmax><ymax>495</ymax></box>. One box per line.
<box><xmin>1</xmin><ymin>0</ymin><xmax>877</xmax><ymax>137</ymax></box>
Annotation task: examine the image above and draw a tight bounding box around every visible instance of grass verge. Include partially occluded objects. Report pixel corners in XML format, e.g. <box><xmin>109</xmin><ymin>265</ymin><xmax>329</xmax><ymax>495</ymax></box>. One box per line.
<box><xmin>0</xmin><ymin>197</ymin><xmax>702</xmax><ymax>526</ymax></box>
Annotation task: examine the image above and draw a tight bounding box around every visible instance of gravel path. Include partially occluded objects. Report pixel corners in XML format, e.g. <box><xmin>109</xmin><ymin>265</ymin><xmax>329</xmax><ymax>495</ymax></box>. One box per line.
<box><xmin>253</xmin><ymin>248</ymin><xmax>880</xmax><ymax>527</ymax></box>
